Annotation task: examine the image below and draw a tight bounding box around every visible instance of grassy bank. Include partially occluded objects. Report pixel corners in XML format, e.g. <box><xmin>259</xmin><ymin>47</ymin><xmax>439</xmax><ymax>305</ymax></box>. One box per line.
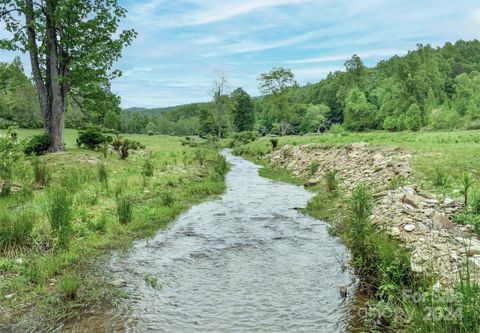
<box><xmin>0</xmin><ymin>129</ymin><xmax>228</xmax><ymax>331</ymax></box>
<box><xmin>234</xmin><ymin>130</ymin><xmax>480</xmax><ymax>332</ymax></box>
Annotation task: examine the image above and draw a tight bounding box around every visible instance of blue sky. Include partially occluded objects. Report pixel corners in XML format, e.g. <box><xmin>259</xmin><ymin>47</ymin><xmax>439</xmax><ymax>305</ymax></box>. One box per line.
<box><xmin>1</xmin><ymin>0</ymin><xmax>479</xmax><ymax>108</ymax></box>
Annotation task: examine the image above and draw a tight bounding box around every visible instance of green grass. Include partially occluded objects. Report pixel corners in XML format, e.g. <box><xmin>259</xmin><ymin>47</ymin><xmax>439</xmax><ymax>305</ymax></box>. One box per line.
<box><xmin>0</xmin><ymin>129</ymin><xmax>227</xmax><ymax>330</ymax></box>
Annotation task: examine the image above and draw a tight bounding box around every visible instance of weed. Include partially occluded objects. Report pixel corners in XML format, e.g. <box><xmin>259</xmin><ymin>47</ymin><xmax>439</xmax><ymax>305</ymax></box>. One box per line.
<box><xmin>194</xmin><ymin>149</ymin><xmax>207</xmax><ymax>166</ymax></box>
<box><xmin>308</xmin><ymin>161</ymin><xmax>320</xmax><ymax>176</ymax></box>
<box><xmin>32</xmin><ymin>157</ymin><xmax>51</xmax><ymax>187</ymax></box>
<box><xmin>46</xmin><ymin>186</ymin><xmax>73</xmax><ymax>248</ymax></box>
<box><xmin>460</xmin><ymin>172</ymin><xmax>473</xmax><ymax>206</ymax></box>
<box><xmin>389</xmin><ymin>175</ymin><xmax>406</xmax><ymax>190</ymax></box>
<box><xmin>433</xmin><ymin>166</ymin><xmax>449</xmax><ymax>189</ymax></box>
<box><xmin>144</xmin><ymin>275</ymin><xmax>159</xmax><ymax>289</ymax></box>
<box><xmin>116</xmin><ymin>195</ymin><xmax>133</xmax><ymax>224</ymax></box>
<box><xmin>324</xmin><ymin>170</ymin><xmax>339</xmax><ymax>192</ymax></box>
<box><xmin>98</xmin><ymin>162</ymin><xmax>109</xmax><ymax>188</ymax></box>
<box><xmin>60</xmin><ymin>272</ymin><xmax>80</xmax><ymax>299</ymax></box>
<box><xmin>142</xmin><ymin>155</ymin><xmax>155</xmax><ymax>178</ymax></box>
<box><xmin>160</xmin><ymin>191</ymin><xmax>174</xmax><ymax>207</ymax></box>
<box><xmin>0</xmin><ymin>207</ymin><xmax>35</xmax><ymax>250</ymax></box>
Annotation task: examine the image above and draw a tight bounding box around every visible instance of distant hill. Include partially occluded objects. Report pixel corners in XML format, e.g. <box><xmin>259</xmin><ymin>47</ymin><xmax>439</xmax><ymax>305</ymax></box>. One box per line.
<box><xmin>123</xmin><ymin>106</ymin><xmax>179</xmax><ymax>115</ymax></box>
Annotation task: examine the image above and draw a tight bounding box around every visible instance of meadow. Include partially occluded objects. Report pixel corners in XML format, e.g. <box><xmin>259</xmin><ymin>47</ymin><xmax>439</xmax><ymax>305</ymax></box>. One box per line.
<box><xmin>0</xmin><ymin>129</ymin><xmax>227</xmax><ymax>330</ymax></box>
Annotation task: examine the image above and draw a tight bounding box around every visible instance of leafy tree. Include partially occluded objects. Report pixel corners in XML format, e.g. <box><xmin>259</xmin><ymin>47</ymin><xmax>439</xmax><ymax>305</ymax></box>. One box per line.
<box><xmin>199</xmin><ymin>107</ymin><xmax>216</xmax><ymax>137</ymax></box>
<box><xmin>257</xmin><ymin>67</ymin><xmax>296</xmax><ymax>135</ymax></box>
<box><xmin>0</xmin><ymin>0</ymin><xmax>136</xmax><ymax>151</ymax></box>
<box><xmin>403</xmin><ymin>103</ymin><xmax>423</xmax><ymax>131</ymax></box>
<box><xmin>211</xmin><ymin>71</ymin><xmax>229</xmax><ymax>138</ymax></box>
<box><xmin>103</xmin><ymin>110</ymin><xmax>121</xmax><ymax>131</ymax></box>
<box><xmin>343</xmin><ymin>88</ymin><xmax>377</xmax><ymax>131</ymax></box>
<box><xmin>230</xmin><ymin>87</ymin><xmax>254</xmax><ymax>132</ymax></box>
<box><xmin>145</xmin><ymin>121</ymin><xmax>157</xmax><ymax>135</ymax></box>
<box><xmin>300</xmin><ymin>104</ymin><xmax>330</xmax><ymax>133</ymax></box>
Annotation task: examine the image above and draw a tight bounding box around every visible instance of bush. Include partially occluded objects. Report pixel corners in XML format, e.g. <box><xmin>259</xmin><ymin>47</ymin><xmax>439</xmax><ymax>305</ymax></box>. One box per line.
<box><xmin>23</xmin><ymin>132</ymin><xmax>50</xmax><ymax>155</ymax></box>
<box><xmin>46</xmin><ymin>186</ymin><xmax>74</xmax><ymax>248</ymax></box>
<box><xmin>0</xmin><ymin>135</ymin><xmax>23</xmax><ymax>196</ymax></box>
<box><xmin>111</xmin><ymin>135</ymin><xmax>145</xmax><ymax>159</ymax></box>
<box><xmin>328</xmin><ymin>124</ymin><xmax>348</xmax><ymax>135</ymax></box>
<box><xmin>32</xmin><ymin>157</ymin><xmax>51</xmax><ymax>187</ymax></box>
<box><xmin>228</xmin><ymin>131</ymin><xmax>259</xmax><ymax>148</ymax></box>
<box><xmin>212</xmin><ymin>154</ymin><xmax>228</xmax><ymax>177</ymax></box>
<box><xmin>0</xmin><ymin>207</ymin><xmax>35</xmax><ymax>250</ymax></box>
<box><xmin>116</xmin><ymin>195</ymin><xmax>133</xmax><ymax>224</ymax></box>
<box><xmin>77</xmin><ymin>127</ymin><xmax>106</xmax><ymax>150</ymax></box>
<box><xmin>60</xmin><ymin>272</ymin><xmax>80</xmax><ymax>299</ymax></box>
<box><xmin>270</xmin><ymin>137</ymin><xmax>278</xmax><ymax>149</ymax></box>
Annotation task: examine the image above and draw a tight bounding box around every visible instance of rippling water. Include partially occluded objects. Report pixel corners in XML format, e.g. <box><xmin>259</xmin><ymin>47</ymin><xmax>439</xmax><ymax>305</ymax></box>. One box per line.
<box><xmin>63</xmin><ymin>150</ymin><xmax>354</xmax><ymax>332</ymax></box>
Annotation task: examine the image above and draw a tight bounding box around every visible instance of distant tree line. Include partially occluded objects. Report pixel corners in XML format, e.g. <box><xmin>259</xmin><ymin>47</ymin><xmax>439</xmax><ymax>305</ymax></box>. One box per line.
<box><xmin>2</xmin><ymin>40</ymin><xmax>480</xmax><ymax>136</ymax></box>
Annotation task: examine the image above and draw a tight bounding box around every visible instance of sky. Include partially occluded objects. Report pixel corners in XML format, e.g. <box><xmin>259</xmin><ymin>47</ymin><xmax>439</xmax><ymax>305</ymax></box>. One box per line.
<box><xmin>1</xmin><ymin>0</ymin><xmax>479</xmax><ymax>108</ymax></box>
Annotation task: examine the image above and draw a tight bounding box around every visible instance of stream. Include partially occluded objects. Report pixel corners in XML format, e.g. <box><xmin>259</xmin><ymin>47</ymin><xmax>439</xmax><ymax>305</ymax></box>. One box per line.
<box><xmin>63</xmin><ymin>150</ymin><xmax>355</xmax><ymax>332</ymax></box>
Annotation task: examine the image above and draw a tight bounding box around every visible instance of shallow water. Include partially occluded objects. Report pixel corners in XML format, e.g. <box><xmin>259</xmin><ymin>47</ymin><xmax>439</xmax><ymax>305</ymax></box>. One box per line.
<box><xmin>63</xmin><ymin>150</ymin><xmax>354</xmax><ymax>332</ymax></box>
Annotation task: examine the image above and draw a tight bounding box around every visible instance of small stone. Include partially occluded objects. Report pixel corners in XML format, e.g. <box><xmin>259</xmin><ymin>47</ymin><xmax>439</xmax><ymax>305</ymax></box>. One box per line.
<box><xmin>5</xmin><ymin>293</ymin><xmax>14</xmax><ymax>300</ymax></box>
<box><xmin>109</xmin><ymin>279</ymin><xmax>126</xmax><ymax>287</ymax></box>
<box><xmin>416</xmin><ymin>222</ymin><xmax>429</xmax><ymax>232</ymax></box>
<box><xmin>391</xmin><ymin>227</ymin><xmax>401</xmax><ymax>237</ymax></box>
<box><xmin>432</xmin><ymin>281</ymin><xmax>442</xmax><ymax>292</ymax></box>
<box><xmin>14</xmin><ymin>258</ymin><xmax>23</xmax><ymax>264</ymax></box>
<box><xmin>404</xmin><ymin>224</ymin><xmax>416</xmax><ymax>232</ymax></box>
<box><xmin>424</xmin><ymin>208</ymin><xmax>435</xmax><ymax>217</ymax></box>
<box><xmin>404</xmin><ymin>193</ymin><xmax>423</xmax><ymax>209</ymax></box>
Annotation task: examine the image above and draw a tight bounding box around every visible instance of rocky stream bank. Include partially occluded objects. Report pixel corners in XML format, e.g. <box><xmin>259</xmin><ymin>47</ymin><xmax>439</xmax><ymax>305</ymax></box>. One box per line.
<box><xmin>266</xmin><ymin>142</ymin><xmax>480</xmax><ymax>286</ymax></box>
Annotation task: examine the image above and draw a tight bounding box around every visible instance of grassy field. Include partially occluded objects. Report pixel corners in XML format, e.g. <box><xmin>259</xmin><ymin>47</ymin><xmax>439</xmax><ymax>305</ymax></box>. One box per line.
<box><xmin>0</xmin><ymin>129</ymin><xmax>227</xmax><ymax>330</ymax></box>
<box><xmin>238</xmin><ymin>130</ymin><xmax>480</xmax><ymax>194</ymax></box>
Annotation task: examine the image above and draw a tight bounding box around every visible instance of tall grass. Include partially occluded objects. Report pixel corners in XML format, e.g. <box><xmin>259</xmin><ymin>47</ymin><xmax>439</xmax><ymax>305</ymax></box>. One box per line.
<box><xmin>324</xmin><ymin>170</ymin><xmax>339</xmax><ymax>192</ymax></box>
<box><xmin>60</xmin><ymin>272</ymin><xmax>80</xmax><ymax>299</ymax></box>
<box><xmin>46</xmin><ymin>186</ymin><xmax>73</xmax><ymax>248</ymax></box>
<box><xmin>0</xmin><ymin>207</ymin><xmax>36</xmax><ymax>250</ymax></box>
<box><xmin>32</xmin><ymin>157</ymin><xmax>51</xmax><ymax>187</ymax></box>
<box><xmin>97</xmin><ymin>162</ymin><xmax>109</xmax><ymax>188</ymax></box>
<box><xmin>116</xmin><ymin>195</ymin><xmax>133</xmax><ymax>224</ymax></box>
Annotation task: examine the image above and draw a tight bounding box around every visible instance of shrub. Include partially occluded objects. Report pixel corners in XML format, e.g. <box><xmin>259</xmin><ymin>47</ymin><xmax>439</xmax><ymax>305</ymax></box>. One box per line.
<box><xmin>46</xmin><ymin>186</ymin><xmax>74</xmax><ymax>248</ymax></box>
<box><xmin>77</xmin><ymin>127</ymin><xmax>106</xmax><ymax>150</ymax></box>
<box><xmin>228</xmin><ymin>131</ymin><xmax>259</xmax><ymax>148</ymax></box>
<box><xmin>24</xmin><ymin>132</ymin><xmax>50</xmax><ymax>155</ymax></box>
<box><xmin>329</xmin><ymin>124</ymin><xmax>348</xmax><ymax>135</ymax></box>
<box><xmin>60</xmin><ymin>272</ymin><xmax>80</xmax><ymax>299</ymax></box>
<box><xmin>0</xmin><ymin>207</ymin><xmax>35</xmax><ymax>250</ymax></box>
<box><xmin>32</xmin><ymin>157</ymin><xmax>51</xmax><ymax>187</ymax></box>
<box><xmin>116</xmin><ymin>195</ymin><xmax>133</xmax><ymax>224</ymax></box>
<box><xmin>270</xmin><ymin>137</ymin><xmax>278</xmax><ymax>149</ymax></box>
<box><xmin>324</xmin><ymin>170</ymin><xmax>339</xmax><ymax>192</ymax></box>
<box><xmin>97</xmin><ymin>163</ymin><xmax>109</xmax><ymax>188</ymax></box>
<box><xmin>111</xmin><ymin>135</ymin><xmax>144</xmax><ymax>159</ymax></box>
<box><xmin>212</xmin><ymin>154</ymin><xmax>228</xmax><ymax>177</ymax></box>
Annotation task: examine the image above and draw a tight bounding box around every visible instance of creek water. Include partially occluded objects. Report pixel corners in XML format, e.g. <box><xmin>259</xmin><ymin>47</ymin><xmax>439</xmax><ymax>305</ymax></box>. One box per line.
<box><xmin>62</xmin><ymin>150</ymin><xmax>355</xmax><ymax>332</ymax></box>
